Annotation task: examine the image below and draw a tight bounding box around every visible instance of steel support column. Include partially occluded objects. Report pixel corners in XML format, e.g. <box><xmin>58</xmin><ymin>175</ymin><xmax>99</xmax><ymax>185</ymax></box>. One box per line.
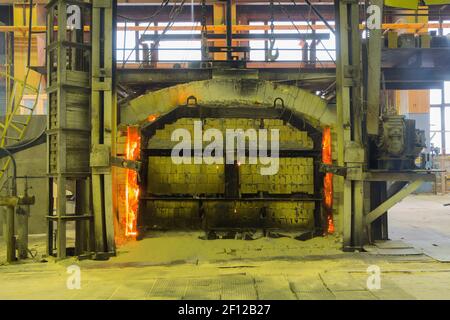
<box><xmin>3</xmin><ymin>206</ymin><xmax>15</xmax><ymax>262</ymax></box>
<box><xmin>335</xmin><ymin>0</ymin><xmax>366</xmax><ymax>249</ymax></box>
<box><xmin>91</xmin><ymin>0</ymin><xmax>116</xmax><ymax>257</ymax></box>
<box><xmin>366</xmin><ymin>0</ymin><xmax>383</xmax><ymax>135</ymax></box>
<box><xmin>45</xmin><ymin>0</ymin><xmax>92</xmax><ymax>259</ymax></box>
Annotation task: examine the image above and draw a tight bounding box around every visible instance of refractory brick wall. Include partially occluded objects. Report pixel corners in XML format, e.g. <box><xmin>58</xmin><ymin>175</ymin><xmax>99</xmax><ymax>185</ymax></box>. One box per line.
<box><xmin>146</xmin><ymin>117</ymin><xmax>315</xmax><ymax>196</ymax></box>
<box><xmin>144</xmin><ymin>200</ymin><xmax>316</xmax><ymax>230</ymax></box>
<box><xmin>149</xmin><ymin>118</ymin><xmax>313</xmax><ymax>149</ymax></box>
<box><xmin>141</xmin><ymin>117</ymin><xmax>318</xmax><ymax>230</ymax></box>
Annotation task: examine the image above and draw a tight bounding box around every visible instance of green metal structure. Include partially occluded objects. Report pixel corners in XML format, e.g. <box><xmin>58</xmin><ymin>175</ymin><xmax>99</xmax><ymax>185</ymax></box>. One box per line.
<box><xmin>46</xmin><ymin>0</ymin><xmax>93</xmax><ymax>258</ymax></box>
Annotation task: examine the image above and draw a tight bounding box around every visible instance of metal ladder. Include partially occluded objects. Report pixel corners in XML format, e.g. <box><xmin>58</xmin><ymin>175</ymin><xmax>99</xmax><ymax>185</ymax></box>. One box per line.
<box><xmin>0</xmin><ymin>68</ymin><xmax>43</xmax><ymax>181</ymax></box>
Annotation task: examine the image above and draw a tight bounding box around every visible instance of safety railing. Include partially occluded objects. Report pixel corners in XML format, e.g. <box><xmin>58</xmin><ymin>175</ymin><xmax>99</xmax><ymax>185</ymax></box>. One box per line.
<box><xmin>114</xmin><ymin>46</ymin><xmax>337</xmax><ymax>68</ymax></box>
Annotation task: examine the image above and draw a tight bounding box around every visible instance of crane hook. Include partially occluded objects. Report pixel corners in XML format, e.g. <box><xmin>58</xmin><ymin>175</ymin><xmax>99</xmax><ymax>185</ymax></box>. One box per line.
<box><xmin>267</xmin><ymin>39</ymin><xmax>279</xmax><ymax>61</ymax></box>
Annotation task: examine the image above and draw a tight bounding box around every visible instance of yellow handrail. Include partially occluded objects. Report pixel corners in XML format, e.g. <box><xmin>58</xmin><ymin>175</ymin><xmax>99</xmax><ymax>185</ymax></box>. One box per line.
<box><xmin>0</xmin><ymin>68</ymin><xmax>43</xmax><ymax>181</ymax></box>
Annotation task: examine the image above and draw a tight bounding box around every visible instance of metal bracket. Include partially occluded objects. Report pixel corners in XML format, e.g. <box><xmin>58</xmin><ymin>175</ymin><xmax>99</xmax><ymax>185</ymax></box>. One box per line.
<box><xmin>92</xmin><ymin>78</ymin><xmax>112</xmax><ymax>91</ymax></box>
<box><xmin>344</xmin><ymin>142</ymin><xmax>365</xmax><ymax>163</ymax></box>
<box><xmin>111</xmin><ymin>157</ymin><xmax>141</xmax><ymax>172</ymax></box>
<box><xmin>90</xmin><ymin>144</ymin><xmax>110</xmax><ymax>168</ymax></box>
<box><xmin>320</xmin><ymin>163</ymin><xmax>347</xmax><ymax>177</ymax></box>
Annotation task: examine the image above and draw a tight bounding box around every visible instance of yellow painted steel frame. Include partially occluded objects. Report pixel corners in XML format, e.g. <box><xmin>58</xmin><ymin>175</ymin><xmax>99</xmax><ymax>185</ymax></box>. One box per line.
<box><xmin>0</xmin><ymin>69</ymin><xmax>42</xmax><ymax>181</ymax></box>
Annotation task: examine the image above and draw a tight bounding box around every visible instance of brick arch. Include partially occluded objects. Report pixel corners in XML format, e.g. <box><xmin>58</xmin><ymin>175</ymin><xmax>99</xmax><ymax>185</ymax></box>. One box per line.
<box><xmin>122</xmin><ymin>79</ymin><xmax>335</xmax><ymax>129</ymax></box>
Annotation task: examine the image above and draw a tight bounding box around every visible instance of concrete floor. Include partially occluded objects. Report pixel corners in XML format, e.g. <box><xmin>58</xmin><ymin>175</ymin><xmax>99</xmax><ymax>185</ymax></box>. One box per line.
<box><xmin>1</xmin><ymin>194</ymin><xmax>450</xmax><ymax>300</ymax></box>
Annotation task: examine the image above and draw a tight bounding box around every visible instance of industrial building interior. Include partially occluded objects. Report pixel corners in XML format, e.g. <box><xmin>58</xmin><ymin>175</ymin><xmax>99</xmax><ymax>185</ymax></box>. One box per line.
<box><xmin>0</xmin><ymin>0</ymin><xmax>450</xmax><ymax>301</ymax></box>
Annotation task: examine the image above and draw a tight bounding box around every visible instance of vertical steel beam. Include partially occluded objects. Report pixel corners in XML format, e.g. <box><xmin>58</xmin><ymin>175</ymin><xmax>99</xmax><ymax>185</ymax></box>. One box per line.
<box><xmin>366</xmin><ymin>0</ymin><xmax>383</xmax><ymax>135</ymax></box>
<box><xmin>335</xmin><ymin>0</ymin><xmax>366</xmax><ymax>249</ymax></box>
<box><xmin>225</xmin><ymin>0</ymin><xmax>232</xmax><ymax>60</ymax></box>
<box><xmin>56</xmin><ymin>0</ymin><xmax>68</xmax><ymax>259</ymax></box>
<box><xmin>75</xmin><ymin>179</ymin><xmax>90</xmax><ymax>255</ymax></box>
<box><xmin>441</xmin><ymin>82</ymin><xmax>446</xmax><ymax>155</ymax></box>
<box><xmin>17</xmin><ymin>208</ymin><xmax>29</xmax><ymax>259</ymax></box>
<box><xmin>3</xmin><ymin>206</ymin><xmax>16</xmax><ymax>262</ymax></box>
<box><xmin>335</xmin><ymin>0</ymin><xmax>352</xmax><ymax>249</ymax></box>
<box><xmin>213</xmin><ymin>1</ymin><xmax>236</xmax><ymax>61</ymax></box>
<box><xmin>350</xmin><ymin>2</ymin><xmax>365</xmax><ymax>248</ymax></box>
<box><xmin>365</xmin><ymin>0</ymin><xmax>385</xmax><ymax>241</ymax></box>
<box><xmin>213</xmin><ymin>2</ymin><xmax>226</xmax><ymax>61</ymax></box>
<box><xmin>370</xmin><ymin>181</ymin><xmax>387</xmax><ymax>241</ymax></box>
<box><xmin>46</xmin><ymin>177</ymin><xmax>54</xmax><ymax>255</ymax></box>
<box><xmin>91</xmin><ymin>0</ymin><xmax>116</xmax><ymax>256</ymax></box>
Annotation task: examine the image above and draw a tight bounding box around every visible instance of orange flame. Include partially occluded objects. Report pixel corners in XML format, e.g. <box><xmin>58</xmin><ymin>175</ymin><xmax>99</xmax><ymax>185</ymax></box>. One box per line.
<box><xmin>322</xmin><ymin>127</ymin><xmax>334</xmax><ymax>234</ymax></box>
<box><xmin>147</xmin><ymin>113</ymin><xmax>159</xmax><ymax>122</ymax></box>
<box><xmin>125</xmin><ymin>126</ymin><xmax>140</xmax><ymax>237</ymax></box>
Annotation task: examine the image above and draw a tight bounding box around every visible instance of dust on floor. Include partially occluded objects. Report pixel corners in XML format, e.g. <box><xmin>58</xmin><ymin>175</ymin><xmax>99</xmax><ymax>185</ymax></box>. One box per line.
<box><xmin>0</xmin><ymin>194</ymin><xmax>450</xmax><ymax>299</ymax></box>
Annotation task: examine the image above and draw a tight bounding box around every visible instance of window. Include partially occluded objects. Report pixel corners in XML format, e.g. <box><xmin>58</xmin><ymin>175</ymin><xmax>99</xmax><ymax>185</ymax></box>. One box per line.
<box><xmin>446</xmin><ymin>107</ymin><xmax>450</xmax><ymax>131</ymax></box>
<box><xmin>430</xmin><ymin>107</ymin><xmax>441</xmax><ymax>131</ymax></box>
<box><xmin>431</xmin><ymin>131</ymin><xmax>442</xmax><ymax>151</ymax></box>
<box><xmin>249</xmin><ymin>21</ymin><xmax>265</xmax><ymax>61</ymax></box>
<box><xmin>273</xmin><ymin>21</ymin><xmax>303</xmax><ymax>61</ymax></box>
<box><xmin>158</xmin><ymin>22</ymin><xmax>201</xmax><ymax>61</ymax></box>
<box><xmin>445</xmin><ymin>81</ymin><xmax>450</xmax><ymax>103</ymax></box>
<box><xmin>315</xmin><ymin>21</ymin><xmax>336</xmax><ymax>62</ymax></box>
<box><xmin>117</xmin><ymin>22</ymin><xmax>136</xmax><ymax>63</ymax></box>
<box><xmin>429</xmin><ymin>84</ymin><xmax>450</xmax><ymax>154</ymax></box>
<box><xmin>430</xmin><ymin>89</ymin><xmax>442</xmax><ymax>105</ymax></box>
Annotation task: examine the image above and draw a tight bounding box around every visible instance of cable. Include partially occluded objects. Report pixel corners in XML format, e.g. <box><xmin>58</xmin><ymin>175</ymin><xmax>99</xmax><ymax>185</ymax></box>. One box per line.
<box><xmin>122</xmin><ymin>0</ymin><xmax>171</xmax><ymax>65</ymax></box>
<box><xmin>117</xmin><ymin>0</ymin><xmax>170</xmax><ymax>22</ymax></box>
<box><xmin>139</xmin><ymin>0</ymin><xmax>187</xmax><ymax>68</ymax></box>
<box><xmin>277</xmin><ymin>0</ymin><xmax>336</xmax><ymax>64</ymax></box>
<box><xmin>0</xmin><ymin>121</ymin><xmax>46</xmax><ymax>156</ymax></box>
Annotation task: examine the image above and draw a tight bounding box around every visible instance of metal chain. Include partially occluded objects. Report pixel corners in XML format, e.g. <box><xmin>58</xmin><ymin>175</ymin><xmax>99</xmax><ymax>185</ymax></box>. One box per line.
<box><xmin>201</xmin><ymin>0</ymin><xmax>209</xmax><ymax>60</ymax></box>
<box><xmin>269</xmin><ymin>0</ymin><xmax>275</xmax><ymax>36</ymax></box>
<box><xmin>267</xmin><ymin>0</ymin><xmax>279</xmax><ymax>61</ymax></box>
<box><xmin>201</xmin><ymin>0</ymin><xmax>207</xmax><ymax>33</ymax></box>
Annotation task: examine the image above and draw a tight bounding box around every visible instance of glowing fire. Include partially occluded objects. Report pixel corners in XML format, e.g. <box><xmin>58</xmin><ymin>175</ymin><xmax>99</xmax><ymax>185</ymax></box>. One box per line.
<box><xmin>147</xmin><ymin>113</ymin><xmax>159</xmax><ymax>122</ymax></box>
<box><xmin>322</xmin><ymin>126</ymin><xmax>334</xmax><ymax>234</ymax></box>
<box><xmin>125</xmin><ymin>126</ymin><xmax>140</xmax><ymax>237</ymax></box>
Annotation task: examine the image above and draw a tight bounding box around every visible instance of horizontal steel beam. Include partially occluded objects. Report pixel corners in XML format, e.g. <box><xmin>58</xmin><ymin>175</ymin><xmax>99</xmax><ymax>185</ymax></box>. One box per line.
<box><xmin>140</xmin><ymin>33</ymin><xmax>330</xmax><ymax>42</ymax></box>
<box><xmin>363</xmin><ymin>171</ymin><xmax>436</xmax><ymax>182</ymax></box>
<box><xmin>0</xmin><ymin>195</ymin><xmax>35</xmax><ymax>206</ymax></box>
<box><xmin>117</xmin><ymin>68</ymin><xmax>335</xmax><ymax>85</ymax></box>
<box><xmin>140</xmin><ymin>105</ymin><xmax>321</xmax><ymax>138</ymax></box>
<box><xmin>116</xmin><ymin>66</ymin><xmax>448</xmax><ymax>90</ymax></box>
<box><xmin>141</xmin><ymin>196</ymin><xmax>322</xmax><ymax>201</ymax></box>
<box><xmin>144</xmin><ymin>148</ymin><xmax>320</xmax><ymax>157</ymax></box>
